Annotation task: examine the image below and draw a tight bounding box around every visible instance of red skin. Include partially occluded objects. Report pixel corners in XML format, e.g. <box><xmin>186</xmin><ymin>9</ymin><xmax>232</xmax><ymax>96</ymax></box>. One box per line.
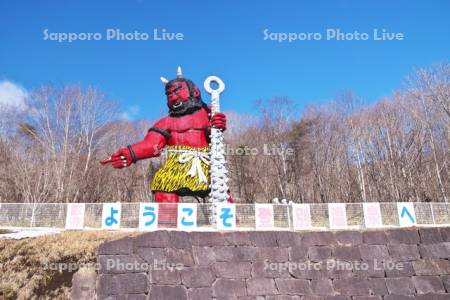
<box><xmin>104</xmin><ymin>108</ymin><xmax>225</xmax><ymax>165</ymax></box>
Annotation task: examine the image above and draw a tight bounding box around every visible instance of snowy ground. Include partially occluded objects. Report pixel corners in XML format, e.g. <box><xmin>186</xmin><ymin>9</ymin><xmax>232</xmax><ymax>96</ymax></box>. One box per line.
<box><xmin>0</xmin><ymin>227</ymin><xmax>63</xmax><ymax>239</ymax></box>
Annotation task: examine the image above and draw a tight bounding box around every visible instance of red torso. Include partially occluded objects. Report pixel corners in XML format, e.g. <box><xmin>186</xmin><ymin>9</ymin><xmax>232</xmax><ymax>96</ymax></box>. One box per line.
<box><xmin>159</xmin><ymin>107</ymin><xmax>210</xmax><ymax>148</ymax></box>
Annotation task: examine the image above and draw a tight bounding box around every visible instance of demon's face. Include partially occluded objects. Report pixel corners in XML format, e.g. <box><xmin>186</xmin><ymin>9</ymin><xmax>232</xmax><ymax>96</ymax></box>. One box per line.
<box><xmin>165</xmin><ymin>80</ymin><xmax>192</xmax><ymax>109</ymax></box>
<box><xmin>165</xmin><ymin>79</ymin><xmax>202</xmax><ymax>115</ymax></box>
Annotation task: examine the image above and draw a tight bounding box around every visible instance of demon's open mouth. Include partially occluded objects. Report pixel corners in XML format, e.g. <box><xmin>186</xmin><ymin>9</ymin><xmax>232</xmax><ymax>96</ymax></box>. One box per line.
<box><xmin>172</xmin><ymin>101</ymin><xmax>183</xmax><ymax>109</ymax></box>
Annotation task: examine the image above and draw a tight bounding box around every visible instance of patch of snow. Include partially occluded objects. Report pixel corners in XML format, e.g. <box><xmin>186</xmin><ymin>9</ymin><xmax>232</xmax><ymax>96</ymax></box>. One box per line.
<box><xmin>0</xmin><ymin>227</ymin><xmax>63</xmax><ymax>239</ymax></box>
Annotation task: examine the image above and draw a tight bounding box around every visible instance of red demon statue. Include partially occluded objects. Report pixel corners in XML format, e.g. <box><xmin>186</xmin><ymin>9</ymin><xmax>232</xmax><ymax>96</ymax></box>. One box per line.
<box><xmin>101</xmin><ymin>67</ymin><xmax>229</xmax><ymax>204</ymax></box>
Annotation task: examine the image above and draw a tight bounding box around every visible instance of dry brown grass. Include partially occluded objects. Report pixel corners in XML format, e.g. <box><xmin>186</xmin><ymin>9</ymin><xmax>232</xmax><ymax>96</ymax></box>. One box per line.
<box><xmin>0</xmin><ymin>231</ymin><xmax>132</xmax><ymax>300</ymax></box>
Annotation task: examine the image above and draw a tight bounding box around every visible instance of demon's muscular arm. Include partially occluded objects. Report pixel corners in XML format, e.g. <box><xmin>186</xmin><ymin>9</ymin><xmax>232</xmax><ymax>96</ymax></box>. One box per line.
<box><xmin>101</xmin><ymin>112</ymin><xmax>226</xmax><ymax>168</ymax></box>
<box><xmin>101</xmin><ymin>119</ymin><xmax>169</xmax><ymax>169</ymax></box>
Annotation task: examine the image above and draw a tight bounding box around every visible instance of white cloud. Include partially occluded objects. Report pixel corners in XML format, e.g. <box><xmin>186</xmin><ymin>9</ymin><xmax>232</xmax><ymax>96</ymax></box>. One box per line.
<box><xmin>0</xmin><ymin>80</ymin><xmax>28</xmax><ymax>111</ymax></box>
<box><xmin>119</xmin><ymin>105</ymin><xmax>140</xmax><ymax>121</ymax></box>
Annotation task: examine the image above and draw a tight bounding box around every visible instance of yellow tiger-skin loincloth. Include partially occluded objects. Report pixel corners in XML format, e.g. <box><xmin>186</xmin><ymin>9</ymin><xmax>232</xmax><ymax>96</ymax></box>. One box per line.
<box><xmin>151</xmin><ymin>145</ymin><xmax>210</xmax><ymax>194</ymax></box>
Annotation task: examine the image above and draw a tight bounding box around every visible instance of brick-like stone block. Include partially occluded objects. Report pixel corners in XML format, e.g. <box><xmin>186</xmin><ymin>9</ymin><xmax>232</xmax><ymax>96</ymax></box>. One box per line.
<box><xmin>213</xmin><ymin>278</ymin><xmax>247</xmax><ymax>298</ymax></box>
<box><xmin>308</xmin><ymin>246</ymin><xmax>332</xmax><ymax>261</ymax></box>
<box><xmin>412</xmin><ymin>276</ymin><xmax>445</xmax><ymax>294</ymax></box>
<box><xmin>149</xmin><ymin>285</ymin><xmax>187</xmax><ymax>300</ymax></box>
<box><xmin>256</xmin><ymin>247</ymin><xmax>289</xmax><ymax>262</ymax></box>
<box><xmin>97</xmin><ymin>274</ymin><xmax>118</xmax><ymax>297</ymax></box>
<box><xmin>359</xmin><ymin>244</ymin><xmax>389</xmax><ymax>261</ymax></box>
<box><xmin>251</xmin><ymin>260</ymin><xmax>291</xmax><ymax>278</ymax></box>
<box><xmin>128</xmin><ymin>294</ymin><xmax>146</xmax><ymax>300</ymax></box>
<box><xmin>385</xmin><ymin>261</ymin><xmax>415</xmax><ymax>277</ymax></box>
<box><xmin>266</xmin><ymin>296</ymin><xmax>302</xmax><ymax>300</ymax></box>
<box><xmin>333</xmin><ymin>277</ymin><xmax>371</xmax><ymax>296</ymax></box>
<box><xmin>440</xmin><ymin>227</ymin><xmax>450</xmax><ymax>242</ymax></box>
<box><xmin>149</xmin><ymin>268</ymin><xmax>181</xmax><ymax>285</ymax></box>
<box><xmin>385</xmin><ymin>277</ymin><xmax>415</xmax><ymax>295</ymax></box>
<box><xmin>135</xmin><ymin>247</ymin><xmax>165</xmax><ymax>264</ymax></box>
<box><xmin>277</xmin><ymin>231</ymin><xmax>303</xmax><ymax>247</ymax></box>
<box><xmin>386</xmin><ymin>229</ymin><xmax>420</xmax><ymax>245</ymax></box>
<box><xmin>383</xmin><ymin>296</ymin><xmax>415</xmax><ymax>300</ymax></box>
<box><xmin>324</xmin><ymin>260</ymin><xmax>355</xmax><ymax>279</ymax></box>
<box><xmin>98</xmin><ymin>255</ymin><xmax>146</xmax><ymax>274</ymax></box>
<box><xmin>419</xmin><ymin>243</ymin><xmax>450</xmax><ymax>259</ymax></box>
<box><xmin>224</xmin><ymin>231</ymin><xmax>252</xmax><ymax>246</ymax></box>
<box><xmin>214</xmin><ymin>246</ymin><xmax>256</xmax><ymax>262</ymax></box>
<box><xmin>288</xmin><ymin>262</ymin><xmax>323</xmax><ymax>280</ymax></box>
<box><xmin>368</xmin><ymin>277</ymin><xmax>388</xmax><ymax>295</ymax></box>
<box><xmin>275</xmin><ymin>278</ymin><xmax>311</xmax><ymax>295</ymax></box>
<box><xmin>302</xmin><ymin>231</ymin><xmax>336</xmax><ymax>246</ymax></box>
<box><xmin>310</xmin><ymin>278</ymin><xmax>334</xmax><ymax>295</ymax></box>
<box><xmin>323</xmin><ymin>297</ymin><xmax>351</xmax><ymax>300</ymax></box>
<box><xmin>413</xmin><ymin>259</ymin><xmax>450</xmax><ymax>275</ymax></box>
<box><xmin>441</xmin><ymin>275</ymin><xmax>450</xmax><ymax>292</ymax></box>
<box><xmin>168</xmin><ymin>231</ymin><xmax>191</xmax><ymax>249</ymax></box>
<box><xmin>438</xmin><ymin>259</ymin><xmax>450</xmax><ymax>274</ymax></box>
<box><xmin>193</xmin><ymin>246</ymin><xmax>216</xmax><ymax>265</ymax></box>
<box><xmin>190</xmin><ymin>231</ymin><xmax>226</xmax><ymax>246</ymax></box>
<box><xmin>362</xmin><ymin>231</ymin><xmax>387</xmax><ymax>245</ymax></box>
<box><xmin>353</xmin><ymin>297</ymin><xmax>382</xmax><ymax>300</ymax></box>
<box><xmin>116</xmin><ymin>273</ymin><xmax>149</xmax><ymax>294</ymax></box>
<box><xmin>187</xmin><ymin>287</ymin><xmax>212</xmax><ymax>300</ymax></box>
<box><xmin>98</xmin><ymin>237</ymin><xmax>133</xmax><ymax>255</ymax></box>
<box><xmin>416</xmin><ymin>294</ymin><xmax>450</xmax><ymax>300</ymax></box>
<box><xmin>247</xmin><ymin>278</ymin><xmax>278</xmax><ymax>296</ymax></box>
<box><xmin>289</xmin><ymin>246</ymin><xmax>308</xmax><ymax>261</ymax></box>
<box><xmin>388</xmin><ymin>244</ymin><xmax>420</xmax><ymax>261</ymax></box>
<box><xmin>353</xmin><ymin>260</ymin><xmax>385</xmax><ymax>278</ymax></box>
<box><xmin>332</xmin><ymin>246</ymin><xmax>361</xmax><ymax>261</ymax></box>
<box><xmin>249</xmin><ymin>231</ymin><xmax>278</xmax><ymax>247</ymax></box>
<box><xmin>335</xmin><ymin>230</ymin><xmax>363</xmax><ymax>245</ymax></box>
<box><xmin>134</xmin><ymin>230</ymin><xmax>169</xmax><ymax>248</ymax></box>
<box><xmin>165</xmin><ymin>248</ymin><xmax>195</xmax><ymax>267</ymax></box>
<box><xmin>180</xmin><ymin>266</ymin><xmax>215</xmax><ymax>288</ymax></box>
<box><xmin>213</xmin><ymin>262</ymin><xmax>251</xmax><ymax>278</ymax></box>
<box><xmin>419</xmin><ymin>228</ymin><xmax>443</xmax><ymax>244</ymax></box>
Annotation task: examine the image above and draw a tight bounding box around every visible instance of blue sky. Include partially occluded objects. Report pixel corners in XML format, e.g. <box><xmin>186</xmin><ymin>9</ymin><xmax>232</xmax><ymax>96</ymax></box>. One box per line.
<box><xmin>0</xmin><ymin>0</ymin><xmax>449</xmax><ymax>120</ymax></box>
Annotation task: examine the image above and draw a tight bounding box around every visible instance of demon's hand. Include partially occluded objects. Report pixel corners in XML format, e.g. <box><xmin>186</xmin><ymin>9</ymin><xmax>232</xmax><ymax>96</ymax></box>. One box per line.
<box><xmin>211</xmin><ymin>112</ymin><xmax>227</xmax><ymax>131</ymax></box>
<box><xmin>100</xmin><ymin>146</ymin><xmax>134</xmax><ymax>169</ymax></box>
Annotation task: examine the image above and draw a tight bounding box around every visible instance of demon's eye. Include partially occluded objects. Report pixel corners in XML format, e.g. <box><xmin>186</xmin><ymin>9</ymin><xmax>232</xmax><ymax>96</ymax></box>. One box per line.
<box><xmin>165</xmin><ymin>83</ymin><xmax>182</xmax><ymax>96</ymax></box>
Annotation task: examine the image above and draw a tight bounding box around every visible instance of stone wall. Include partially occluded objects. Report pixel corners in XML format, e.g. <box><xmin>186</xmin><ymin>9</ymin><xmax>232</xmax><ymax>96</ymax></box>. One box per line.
<box><xmin>94</xmin><ymin>227</ymin><xmax>450</xmax><ymax>299</ymax></box>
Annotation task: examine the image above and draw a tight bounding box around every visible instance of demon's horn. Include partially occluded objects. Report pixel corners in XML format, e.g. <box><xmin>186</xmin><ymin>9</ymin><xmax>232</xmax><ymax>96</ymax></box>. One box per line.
<box><xmin>160</xmin><ymin>77</ymin><xmax>169</xmax><ymax>84</ymax></box>
<box><xmin>177</xmin><ymin>66</ymin><xmax>182</xmax><ymax>78</ymax></box>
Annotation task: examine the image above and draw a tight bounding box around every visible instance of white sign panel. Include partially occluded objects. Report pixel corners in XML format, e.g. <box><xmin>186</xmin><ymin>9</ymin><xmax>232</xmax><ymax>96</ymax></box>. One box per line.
<box><xmin>102</xmin><ymin>203</ymin><xmax>121</xmax><ymax>230</ymax></box>
<box><xmin>328</xmin><ymin>203</ymin><xmax>348</xmax><ymax>229</ymax></box>
<box><xmin>397</xmin><ymin>202</ymin><xmax>417</xmax><ymax>227</ymax></box>
<box><xmin>363</xmin><ymin>203</ymin><xmax>383</xmax><ymax>228</ymax></box>
<box><xmin>177</xmin><ymin>203</ymin><xmax>197</xmax><ymax>230</ymax></box>
<box><xmin>216</xmin><ymin>203</ymin><xmax>236</xmax><ymax>230</ymax></box>
<box><xmin>65</xmin><ymin>203</ymin><xmax>85</xmax><ymax>230</ymax></box>
<box><xmin>139</xmin><ymin>203</ymin><xmax>159</xmax><ymax>231</ymax></box>
<box><xmin>292</xmin><ymin>204</ymin><xmax>312</xmax><ymax>230</ymax></box>
<box><xmin>255</xmin><ymin>204</ymin><xmax>274</xmax><ymax>229</ymax></box>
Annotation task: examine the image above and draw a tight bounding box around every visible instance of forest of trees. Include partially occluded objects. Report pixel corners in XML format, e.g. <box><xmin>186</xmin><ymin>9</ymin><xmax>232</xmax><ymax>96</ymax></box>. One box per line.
<box><xmin>0</xmin><ymin>63</ymin><xmax>448</xmax><ymax>204</ymax></box>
